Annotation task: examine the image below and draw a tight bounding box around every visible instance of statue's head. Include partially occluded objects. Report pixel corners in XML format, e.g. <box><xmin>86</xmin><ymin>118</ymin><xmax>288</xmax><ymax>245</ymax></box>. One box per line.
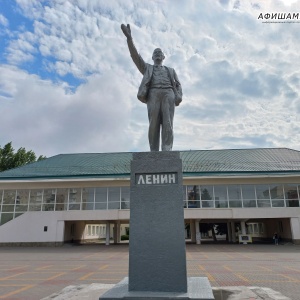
<box><xmin>152</xmin><ymin>48</ymin><xmax>165</xmax><ymax>64</ymax></box>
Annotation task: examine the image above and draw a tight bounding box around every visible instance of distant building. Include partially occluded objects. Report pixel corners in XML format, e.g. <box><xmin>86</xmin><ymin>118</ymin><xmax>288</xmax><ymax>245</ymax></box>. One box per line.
<box><xmin>0</xmin><ymin>148</ymin><xmax>300</xmax><ymax>246</ymax></box>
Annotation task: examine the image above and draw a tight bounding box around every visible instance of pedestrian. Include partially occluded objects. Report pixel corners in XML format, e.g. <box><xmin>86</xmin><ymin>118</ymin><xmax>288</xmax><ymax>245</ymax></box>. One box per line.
<box><xmin>273</xmin><ymin>232</ymin><xmax>278</xmax><ymax>245</ymax></box>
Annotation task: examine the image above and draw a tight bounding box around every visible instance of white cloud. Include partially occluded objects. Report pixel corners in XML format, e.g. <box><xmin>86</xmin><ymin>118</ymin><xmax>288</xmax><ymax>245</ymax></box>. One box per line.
<box><xmin>0</xmin><ymin>65</ymin><xmax>140</xmax><ymax>156</ymax></box>
<box><xmin>1</xmin><ymin>0</ymin><xmax>300</xmax><ymax>156</ymax></box>
<box><xmin>0</xmin><ymin>14</ymin><xmax>8</xmax><ymax>27</ymax></box>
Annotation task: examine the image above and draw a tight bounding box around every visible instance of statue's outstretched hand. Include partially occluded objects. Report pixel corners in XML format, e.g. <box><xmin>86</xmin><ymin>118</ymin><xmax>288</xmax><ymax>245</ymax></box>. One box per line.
<box><xmin>121</xmin><ymin>24</ymin><xmax>131</xmax><ymax>39</ymax></box>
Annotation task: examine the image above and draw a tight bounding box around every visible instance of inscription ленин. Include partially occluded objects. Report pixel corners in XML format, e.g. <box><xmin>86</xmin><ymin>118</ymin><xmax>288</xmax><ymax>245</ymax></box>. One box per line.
<box><xmin>136</xmin><ymin>173</ymin><xmax>177</xmax><ymax>185</ymax></box>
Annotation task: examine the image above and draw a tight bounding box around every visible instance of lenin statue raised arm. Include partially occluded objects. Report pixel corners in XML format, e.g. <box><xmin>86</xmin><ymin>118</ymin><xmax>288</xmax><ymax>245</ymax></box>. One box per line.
<box><xmin>121</xmin><ymin>24</ymin><xmax>182</xmax><ymax>151</ymax></box>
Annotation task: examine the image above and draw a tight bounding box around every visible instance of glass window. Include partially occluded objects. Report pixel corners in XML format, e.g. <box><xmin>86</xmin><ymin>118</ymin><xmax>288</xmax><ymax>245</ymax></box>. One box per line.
<box><xmin>200</xmin><ymin>186</ymin><xmax>213</xmax><ymax>200</ymax></box>
<box><xmin>241</xmin><ymin>185</ymin><xmax>256</xmax><ymax>200</ymax></box>
<box><xmin>121</xmin><ymin>187</ymin><xmax>130</xmax><ymax>202</ymax></box>
<box><xmin>68</xmin><ymin>188</ymin><xmax>81</xmax><ymax>210</ymax></box>
<box><xmin>0</xmin><ymin>190</ymin><xmax>2</xmax><ymax>204</ymax></box>
<box><xmin>187</xmin><ymin>186</ymin><xmax>200</xmax><ymax>200</ymax></box>
<box><xmin>187</xmin><ymin>201</ymin><xmax>200</xmax><ymax>208</ymax></box>
<box><xmin>55</xmin><ymin>189</ymin><xmax>68</xmax><ymax>210</ymax></box>
<box><xmin>256</xmin><ymin>185</ymin><xmax>270</xmax><ymax>200</ymax></box>
<box><xmin>16</xmin><ymin>190</ymin><xmax>29</xmax><ymax>205</ymax></box>
<box><xmin>43</xmin><ymin>189</ymin><xmax>56</xmax><ymax>211</ymax></box>
<box><xmin>42</xmin><ymin>204</ymin><xmax>54</xmax><ymax>211</ymax></box>
<box><xmin>201</xmin><ymin>201</ymin><xmax>214</xmax><ymax>208</ymax></box>
<box><xmin>214</xmin><ymin>185</ymin><xmax>228</xmax><ymax>207</ymax></box>
<box><xmin>243</xmin><ymin>200</ymin><xmax>256</xmax><ymax>207</ymax></box>
<box><xmin>14</xmin><ymin>213</ymin><xmax>24</xmax><ymax>218</ymax></box>
<box><xmin>0</xmin><ymin>213</ymin><xmax>14</xmax><ymax>225</ymax></box>
<box><xmin>286</xmin><ymin>199</ymin><xmax>300</xmax><ymax>207</ymax></box>
<box><xmin>284</xmin><ymin>184</ymin><xmax>299</xmax><ymax>207</ymax></box>
<box><xmin>29</xmin><ymin>190</ymin><xmax>42</xmax><ymax>211</ymax></box>
<box><xmin>82</xmin><ymin>202</ymin><xmax>94</xmax><ymax>210</ymax></box>
<box><xmin>108</xmin><ymin>187</ymin><xmax>120</xmax><ymax>202</ymax></box>
<box><xmin>44</xmin><ymin>190</ymin><xmax>56</xmax><ymax>204</ymax></box>
<box><xmin>95</xmin><ymin>202</ymin><xmax>107</xmax><ymax>210</ymax></box>
<box><xmin>95</xmin><ymin>188</ymin><xmax>107</xmax><ymax>203</ymax></box>
<box><xmin>271</xmin><ymin>200</ymin><xmax>285</xmax><ymax>207</ymax></box>
<box><xmin>269</xmin><ymin>184</ymin><xmax>284</xmax><ymax>199</ymax></box>
<box><xmin>214</xmin><ymin>185</ymin><xmax>228</xmax><ymax>201</ymax></box>
<box><xmin>284</xmin><ymin>184</ymin><xmax>298</xmax><ymax>199</ymax></box>
<box><xmin>228</xmin><ymin>185</ymin><xmax>242</xmax><ymax>200</ymax></box>
<box><xmin>108</xmin><ymin>202</ymin><xmax>120</xmax><ymax>209</ymax></box>
<box><xmin>56</xmin><ymin>202</ymin><xmax>68</xmax><ymax>211</ymax></box>
<box><xmin>253</xmin><ymin>223</ymin><xmax>258</xmax><ymax>234</ymax></box>
<box><xmin>29</xmin><ymin>204</ymin><xmax>42</xmax><ymax>211</ymax></box>
<box><xmin>247</xmin><ymin>224</ymin><xmax>253</xmax><ymax>234</ymax></box>
<box><xmin>56</xmin><ymin>189</ymin><xmax>68</xmax><ymax>203</ymax></box>
<box><xmin>3</xmin><ymin>190</ymin><xmax>16</xmax><ymax>204</ymax></box>
<box><xmin>68</xmin><ymin>204</ymin><xmax>80</xmax><ymax>210</ymax></box>
<box><xmin>29</xmin><ymin>190</ymin><xmax>43</xmax><ymax>204</ymax></box>
<box><xmin>121</xmin><ymin>202</ymin><xmax>130</xmax><ymax>209</ymax></box>
<box><xmin>229</xmin><ymin>201</ymin><xmax>242</xmax><ymax>208</ymax></box>
<box><xmin>69</xmin><ymin>189</ymin><xmax>81</xmax><ymax>203</ymax></box>
<box><xmin>257</xmin><ymin>200</ymin><xmax>271</xmax><ymax>207</ymax></box>
<box><xmin>215</xmin><ymin>200</ymin><xmax>228</xmax><ymax>208</ymax></box>
<box><xmin>82</xmin><ymin>188</ymin><xmax>95</xmax><ymax>203</ymax></box>
<box><xmin>259</xmin><ymin>223</ymin><xmax>264</xmax><ymax>234</ymax></box>
<box><xmin>15</xmin><ymin>205</ymin><xmax>28</xmax><ymax>212</ymax></box>
<box><xmin>2</xmin><ymin>205</ymin><xmax>14</xmax><ymax>212</ymax></box>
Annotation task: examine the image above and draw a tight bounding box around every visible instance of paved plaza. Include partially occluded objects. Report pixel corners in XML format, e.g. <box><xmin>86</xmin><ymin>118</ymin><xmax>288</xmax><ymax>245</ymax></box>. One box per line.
<box><xmin>0</xmin><ymin>243</ymin><xmax>300</xmax><ymax>299</ymax></box>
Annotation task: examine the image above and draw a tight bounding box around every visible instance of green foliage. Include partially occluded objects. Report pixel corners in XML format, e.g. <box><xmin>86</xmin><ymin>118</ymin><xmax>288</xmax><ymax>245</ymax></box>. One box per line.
<box><xmin>214</xmin><ymin>223</ymin><xmax>228</xmax><ymax>236</ymax></box>
<box><xmin>0</xmin><ymin>142</ymin><xmax>46</xmax><ymax>172</ymax></box>
<box><xmin>121</xmin><ymin>234</ymin><xmax>129</xmax><ymax>241</ymax></box>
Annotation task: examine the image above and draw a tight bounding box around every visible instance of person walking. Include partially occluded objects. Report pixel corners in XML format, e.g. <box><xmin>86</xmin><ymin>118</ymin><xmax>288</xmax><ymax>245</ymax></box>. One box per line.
<box><xmin>273</xmin><ymin>232</ymin><xmax>279</xmax><ymax>245</ymax></box>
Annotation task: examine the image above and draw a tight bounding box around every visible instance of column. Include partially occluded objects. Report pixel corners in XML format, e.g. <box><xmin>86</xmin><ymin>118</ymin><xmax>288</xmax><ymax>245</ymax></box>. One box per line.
<box><xmin>190</xmin><ymin>220</ymin><xmax>196</xmax><ymax>243</ymax></box>
<box><xmin>241</xmin><ymin>221</ymin><xmax>247</xmax><ymax>244</ymax></box>
<box><xmin>195</xmin><ymin>220</ymin><xmax>201</xmax><ymax>245</ymax></box>
<box><xmin>227</xmin><ymin>222</ymin><xmax>232</xmax><ymax>243</ymax></box>
<box><xmin>106</xmin><ymin>221</ymin><xmax>110</xmax><ymax>246</ymax></box>
<box><xmin>231</xmin><ymin>221</ymin><xmax>235</xmax><ymax>243</ymax></box>
<box><xmin>290</xmin><ymin>217</ymin><xmax>300</xmax><ymax>245</ymax></box>
<box><xmin>113</xmin><ymin>222</ymin><xmax>117</xmax><ymax>244</ymax></box>
<box><xmin>117</xmin><ymin>221</ymin><xmax>121</xmax><ymax>243</ymax></box>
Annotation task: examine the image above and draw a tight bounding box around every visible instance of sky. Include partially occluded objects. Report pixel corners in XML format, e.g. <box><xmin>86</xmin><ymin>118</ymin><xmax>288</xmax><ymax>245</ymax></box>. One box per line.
<box><xmin>0</xmin><ymin>0</ymin><xmax>300</xmax><ymax>157</ymax></box>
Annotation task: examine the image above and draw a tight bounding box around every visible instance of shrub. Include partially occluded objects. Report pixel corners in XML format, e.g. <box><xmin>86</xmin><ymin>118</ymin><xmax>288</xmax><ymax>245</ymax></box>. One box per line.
<box><xmin>121</xmin><ymin>235</ymin><xmax>129</xmax><ymax>241</ymax></box>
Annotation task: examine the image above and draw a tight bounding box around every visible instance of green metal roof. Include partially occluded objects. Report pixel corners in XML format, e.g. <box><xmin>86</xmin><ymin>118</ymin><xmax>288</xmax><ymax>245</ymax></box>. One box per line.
<box><xmin>0</xmin><ymin>148</ymin><xmax>300</xmax><ymax>180</ymax></box>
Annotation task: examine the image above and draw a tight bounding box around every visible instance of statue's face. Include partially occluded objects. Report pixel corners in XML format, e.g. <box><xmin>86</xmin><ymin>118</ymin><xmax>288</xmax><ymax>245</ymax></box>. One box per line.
<box><xmin>152</xmin><ymin>48</ymin><xmax>165</xmax><ymax>64</ymax></box>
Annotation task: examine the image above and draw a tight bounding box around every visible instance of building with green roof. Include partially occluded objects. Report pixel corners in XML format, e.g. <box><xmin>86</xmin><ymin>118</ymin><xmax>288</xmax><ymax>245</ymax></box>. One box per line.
<box><xmin>1</xmin><ymin>148</ymin><xmax>300</xmax><ymax>245</ymax></box>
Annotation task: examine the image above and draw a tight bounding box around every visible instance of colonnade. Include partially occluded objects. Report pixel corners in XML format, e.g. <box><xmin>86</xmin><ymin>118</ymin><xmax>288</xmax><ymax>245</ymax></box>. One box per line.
<box><xmin>102</xmin><ymin>217</ymin><xmax>300</xmax><ymax>245</ymax></box>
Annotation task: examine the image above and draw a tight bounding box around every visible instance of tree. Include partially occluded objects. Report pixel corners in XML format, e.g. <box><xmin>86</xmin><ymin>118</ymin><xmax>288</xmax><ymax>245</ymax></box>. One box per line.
<box><xmin>215</xmin><ymin>223</ymin><xmax>228</xmax><ymax>241</ymax></box>
<box><xmin>0</xmin><ymin>142</ymin><xmax>46</xmax><ymax>172</ymax></box>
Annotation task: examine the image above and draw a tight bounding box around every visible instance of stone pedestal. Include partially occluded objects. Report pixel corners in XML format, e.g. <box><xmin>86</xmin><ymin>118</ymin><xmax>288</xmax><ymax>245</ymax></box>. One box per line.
<box><xmin>129</xmin><ymin>152</ymin><xmax>187</xmax><ymax>292</ymax></box>
<box><xmin>100</xmin><ymin>277</ymin><xmax>214</xmax><ymax>299</ymax></box>
<box><xmin>100</xmin><ymin>152</ymin><xmax>214</xmax><ymax>300</ymax></box>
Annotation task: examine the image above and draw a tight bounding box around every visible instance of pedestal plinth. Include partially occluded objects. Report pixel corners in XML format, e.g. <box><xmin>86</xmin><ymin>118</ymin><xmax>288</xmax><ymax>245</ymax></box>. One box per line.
<box><xmin>129</xmin><ymin>151</ymin><xmax>187</xmax><ymax>292</ymax></box>
<box><xmin>100</xmin><ymin>152</ymin><xmax>214</xmax><ymax>300</ymax></box>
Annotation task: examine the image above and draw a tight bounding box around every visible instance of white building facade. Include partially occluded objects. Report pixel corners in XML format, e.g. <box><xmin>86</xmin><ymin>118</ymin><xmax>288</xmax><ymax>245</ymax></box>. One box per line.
<box><xmin>0</xmin><ymin>148</ymin><xmax>300</xmax><ymax>246</ymax></box>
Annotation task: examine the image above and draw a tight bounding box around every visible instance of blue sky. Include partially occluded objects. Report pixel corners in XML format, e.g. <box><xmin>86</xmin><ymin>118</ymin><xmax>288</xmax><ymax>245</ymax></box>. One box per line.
<box><xmin>0</xmin><ymin>0</ymin><xmax>300</xmax><ymax>157</ymax></box>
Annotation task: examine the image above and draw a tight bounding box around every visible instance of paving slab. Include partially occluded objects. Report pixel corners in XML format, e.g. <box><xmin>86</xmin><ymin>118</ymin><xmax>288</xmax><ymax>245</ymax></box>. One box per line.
<box><xmin>0</xmin><ymin>244</ymin><xmax>300</xmax><ymax>300</ymax></box>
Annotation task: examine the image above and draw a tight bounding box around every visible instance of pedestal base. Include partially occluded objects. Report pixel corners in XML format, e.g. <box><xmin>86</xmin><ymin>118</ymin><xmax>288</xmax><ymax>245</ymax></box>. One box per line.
<box><xmin>99</xmin><ymin>277</ymin><xmax>214</xmax><ymax>300</ymax></box>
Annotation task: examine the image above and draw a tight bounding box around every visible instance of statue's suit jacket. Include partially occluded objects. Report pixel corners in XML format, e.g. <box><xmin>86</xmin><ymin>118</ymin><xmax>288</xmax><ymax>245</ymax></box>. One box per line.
<box><xmin>127</xmin><ymin>38</ymin><xmax>182</xmax><ymax>104</ymax></box>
